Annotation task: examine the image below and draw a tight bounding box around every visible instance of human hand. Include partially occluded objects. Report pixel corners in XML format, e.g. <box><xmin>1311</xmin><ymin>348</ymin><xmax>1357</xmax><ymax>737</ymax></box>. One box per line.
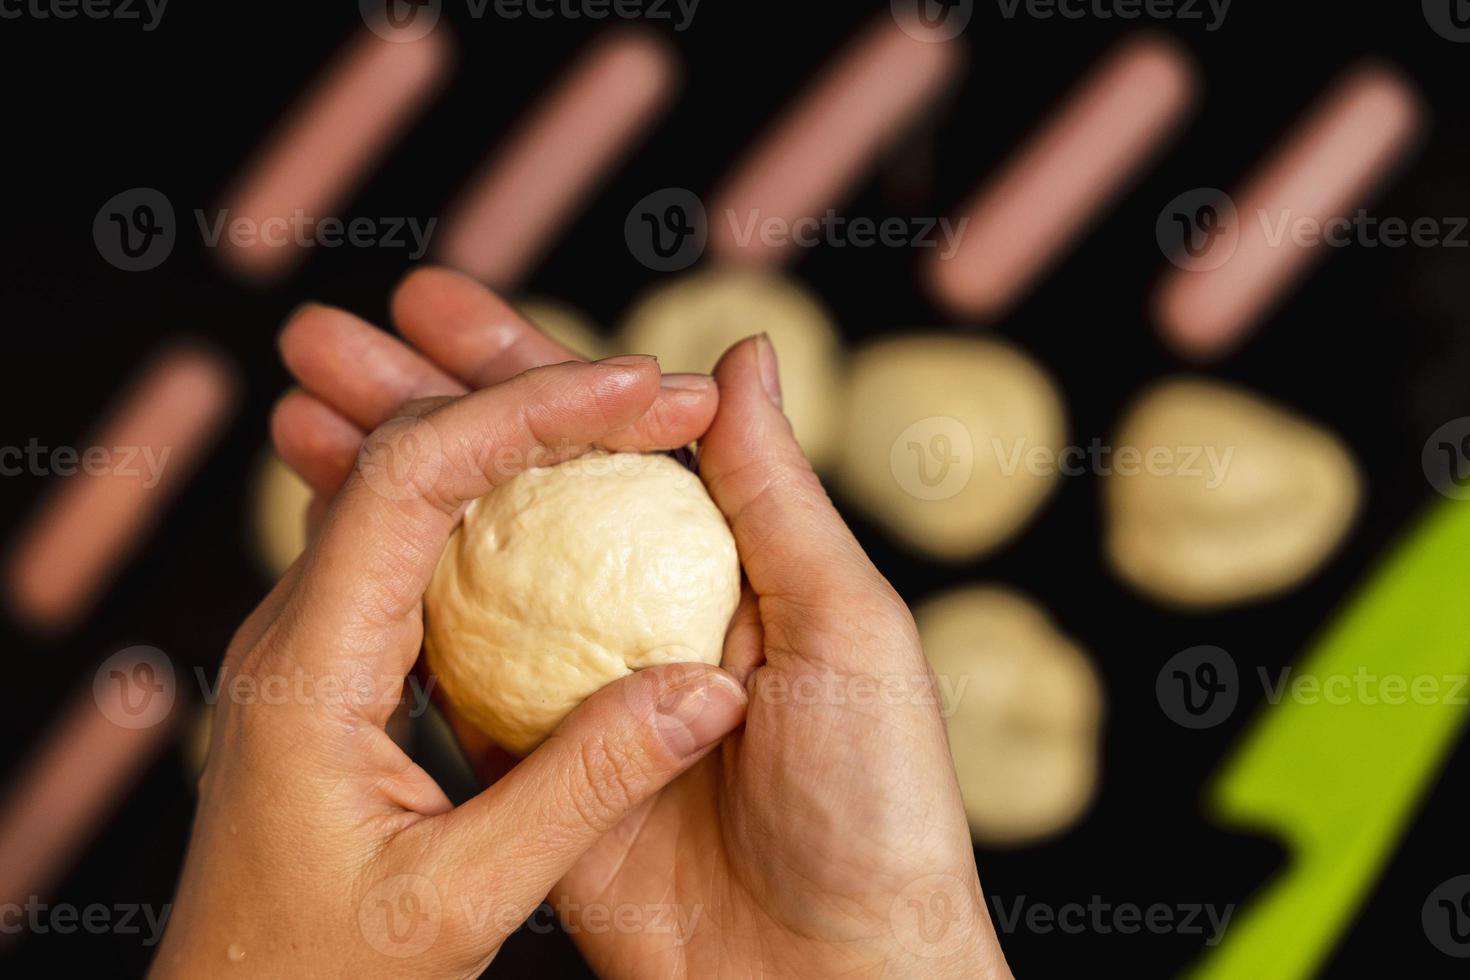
<box><xmin>151</xmin><ymin>352</ymin><xmax>749</xmax><ymax>979</ymax></box>
<box><xmin>271</xmin><ymin>266</ymin><xmax>1013</xmax><ymax>978</ymax></box>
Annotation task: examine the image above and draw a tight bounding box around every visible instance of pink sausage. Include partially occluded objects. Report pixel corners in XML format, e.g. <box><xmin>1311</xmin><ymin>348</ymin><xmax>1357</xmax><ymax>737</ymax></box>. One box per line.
<box><xmin>437</xmin><ymin>31</ymin><xmax>678</xmax><ymax>288</ymax></box>
<box><xmin>928</xmin><ymin>35</ymin><xmax>1197</xmax><ymax>319</ymax></box>
<box><xmin>5</xmin><ymin>346</ymin><xmax>238</xmax><ymax>632</ymax></box>
<box><xmin>1154</xmin><ymin>64</ymin><xmax>1423</xmax><ymax>360</ymax></box>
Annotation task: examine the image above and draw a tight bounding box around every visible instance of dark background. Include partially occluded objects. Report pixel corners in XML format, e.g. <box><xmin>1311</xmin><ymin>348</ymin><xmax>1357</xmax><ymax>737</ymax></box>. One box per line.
<box><xmin>1</xmin><ymin>0</ymin><xmax>1467</xmax><ymax>975</ymax></box>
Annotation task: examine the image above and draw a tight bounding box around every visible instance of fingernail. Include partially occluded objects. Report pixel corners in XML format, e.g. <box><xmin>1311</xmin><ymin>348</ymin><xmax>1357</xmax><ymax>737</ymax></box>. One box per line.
<box><xmin>660</xmin><ymin>373</ymin><xmax>713</xmax><ymax>391</ymax></box>
<box><xmin>754</xmin><ymin>333</ymin><xmax>782</xmax><ymax>408</ymax></box>
<box><xmin>655</xmin><ymin>673</ymin><xmax>747</xmax><ymax>757</ymax></box>
<box><xmin>598</xmin><ymin>354</ymin><xmax>658</xmax><ymax>366</ymax></box>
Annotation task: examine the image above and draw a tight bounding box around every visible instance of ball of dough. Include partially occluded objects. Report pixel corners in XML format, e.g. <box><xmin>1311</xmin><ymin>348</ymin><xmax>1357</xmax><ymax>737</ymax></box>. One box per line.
<box><xmin>619</xmin><ymin>269</ymin><xmax>843</xmax><ymax>468</ymax></box>
<box><xmin>517</xmin><ymin>297</ymin><xmax>610</xmax><ymax>360</ymax></box>
<box><xmin>836</xmin><ymin>335</ymin><xmax>1066</xmax><ymax>560</ymax></box>
<box><xmin>251</xmin><ymin>451</ymin><xmax>312</xmax><ymax>578</ymax></box>
<box><xmin>1105</xmin><ymin>378</ymin><xmax>1361</xmax><ymax>607</ymax></box>
<box><xmin>918</xmin><ymin>586</ymin><xmax>1103</xmax><ymax>845</ymax></box>
<box><xmin>424</xmin><ymin>451</ymin><xmax>740</xmax><ymax>755</ymax></box>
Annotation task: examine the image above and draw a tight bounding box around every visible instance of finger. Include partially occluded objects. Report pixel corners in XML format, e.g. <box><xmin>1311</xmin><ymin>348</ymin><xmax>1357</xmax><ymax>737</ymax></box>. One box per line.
<box><xmin>700</xmin><ymin>335</ymin><xmax>895</xmax><ymax>626</ymax></box>
<box><xmin>421</xmin><ymin>662</ymin><xmax>746</xmax><ymax>921</ymax></box>
<box><xmin>393</xmin><ymin>266</ymin><xmax>720</xmax><ymax>448</ymax></box>
<box><xmin>720</xmin><ymin>587</ymin><xmax>765</xmax><ymax>688</ymax></box>
<box><xmin>392</xmin><ymin>265</ymin><xmax>581</xmax><ymax>384</ymax></box>
<box><xmin>279</xmin><ymin>302</ymin><xmax>466</xmax><ymax>430</ymax></box>
<box><xmin>270</xmin><ymin>388</ymin><xmax>363</xmax><ymax>497</ymax></box>
<box><xmin>289</xmin><ymin>358</ymin><xmax>701</xmax><ymax>673</ymax></box>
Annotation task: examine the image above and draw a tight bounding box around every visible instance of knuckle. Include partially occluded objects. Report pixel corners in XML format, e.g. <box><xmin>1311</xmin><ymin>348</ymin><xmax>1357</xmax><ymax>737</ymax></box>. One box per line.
<box><xmin>567</xmin><ymin>734</ymin><xmax>644</xmax><ymax>829</ymax></box>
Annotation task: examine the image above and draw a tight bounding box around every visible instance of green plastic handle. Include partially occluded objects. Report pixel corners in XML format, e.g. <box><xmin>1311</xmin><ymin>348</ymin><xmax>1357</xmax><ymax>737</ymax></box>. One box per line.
<box><xmin>1191</xmin><ymin>499</ymin><xmax>1470</xmax><ymax>979</ymax></box>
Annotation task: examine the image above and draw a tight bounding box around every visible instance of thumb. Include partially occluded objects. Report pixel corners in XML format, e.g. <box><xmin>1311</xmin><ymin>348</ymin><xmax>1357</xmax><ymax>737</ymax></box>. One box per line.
<box><xmin>422</xmin><ymin>662</ymin><xmax>745</xmax><ymax>925</ymax></box>
<box><xmin>700</xmin><ymin>334</ymin><xmax>891</xmax><ymax>609</ymax></box>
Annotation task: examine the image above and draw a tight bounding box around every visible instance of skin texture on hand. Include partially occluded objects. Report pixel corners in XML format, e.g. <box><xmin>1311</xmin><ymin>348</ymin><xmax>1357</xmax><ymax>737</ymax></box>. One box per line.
<box><xmin>153</xmin><ymin>267</ymin><xmax>1012</xmax><ymax>979</ymax></box>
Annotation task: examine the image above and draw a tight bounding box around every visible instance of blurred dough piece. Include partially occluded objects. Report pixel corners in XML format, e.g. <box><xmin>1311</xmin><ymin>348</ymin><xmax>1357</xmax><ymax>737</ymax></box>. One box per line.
<box><xmin>1106</xmin><ymin>379</ymin><xmax>1361</xmax><ymax>607</ymax></box>
<box><xmin>836</xmin><ymin>335</ymin><xmax>1066</xmax><ymax>560</ymax></box>
<box><xmin>918</xmin><ymin>586</ymin><xmax>1102</xmax><ymax>845</ymax></box>
<box><xmin>251</xmin><ymin>451</ymin><xmax>311</xmax><ymax>578</ymax></box>
<box><xmin>619</xmin><ymin>269</ymin><xmax>842</xmax><ymax>467</ymax></box>
<box><xmin>517</xmin><ymin>298</ymin><xmax>610</xmax><ymax>359</ymax></box>
<box><xmin>183</xmin><ymin>703</ymin><xmax>213</xmax><ymax>785</ymax></box>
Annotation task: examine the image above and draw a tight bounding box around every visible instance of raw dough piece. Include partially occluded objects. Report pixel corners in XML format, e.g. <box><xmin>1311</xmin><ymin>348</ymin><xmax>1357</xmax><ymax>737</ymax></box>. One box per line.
<box><xmin>424</xmin><ymin>451</ymin><xmax>740</xmax><ymax>754</ymax></box>
<box><xmin>251</xmin><ymin>451</ymin><xmax>312</xmax><ymax>578</ymax></box>
<box><xmin>517</xmin><ymin>298</ymin><xmax>610</xmax><ymax>359</ymax></box>
<box><xmin>918</xmin><ymin>586</ymin><xmax>1102</xmax><ymax>845</ymax></box>
<box><xmin>619</xmin><ymin>269</ymin><xmax>843</xmax><ymax>467</ymax></box>
<box><xmin>1105</xmin><ymin>379</ymin><xmax>1361</xmax><ymax>607</ymax></box>
<box><xmin>836</xmin><ymin>335</ymin><xmax>1066</xmax><ymax>560</ymax></box>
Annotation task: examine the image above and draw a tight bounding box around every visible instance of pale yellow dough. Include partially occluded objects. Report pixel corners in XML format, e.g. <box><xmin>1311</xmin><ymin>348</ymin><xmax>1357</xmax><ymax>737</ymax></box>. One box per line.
<box><xmin>251</xmin><ymin>451</ymin><xmax>312</xmax><ymax>578</ymax></box>
<box><xmin>836</xmin><ymin>335</ymin><xmax>1066</xmax><ymax>560</ymax></box>
<box><xmin>1105</xmin><ymin>379</ymin><xmax>1361</xmax><ymax>608</ymax></box>
<box><xmin>917</xmin><ymin>586</ymin><xmax>1103</xmax><ymax>845</ymax></box>
<box><xmin>619</xmin><ymin>269</ymin><xmax>843</xmax><ymax>468</ymax></box>
<box><xmin>424</xmin><ymin>451</ymin><xmax>740</xmax><ymax>755</ymax></box>
<box><xmin>516</xmin><ymin>298</ymin><xmax>610</xmax><ymax>360</ymax></box>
